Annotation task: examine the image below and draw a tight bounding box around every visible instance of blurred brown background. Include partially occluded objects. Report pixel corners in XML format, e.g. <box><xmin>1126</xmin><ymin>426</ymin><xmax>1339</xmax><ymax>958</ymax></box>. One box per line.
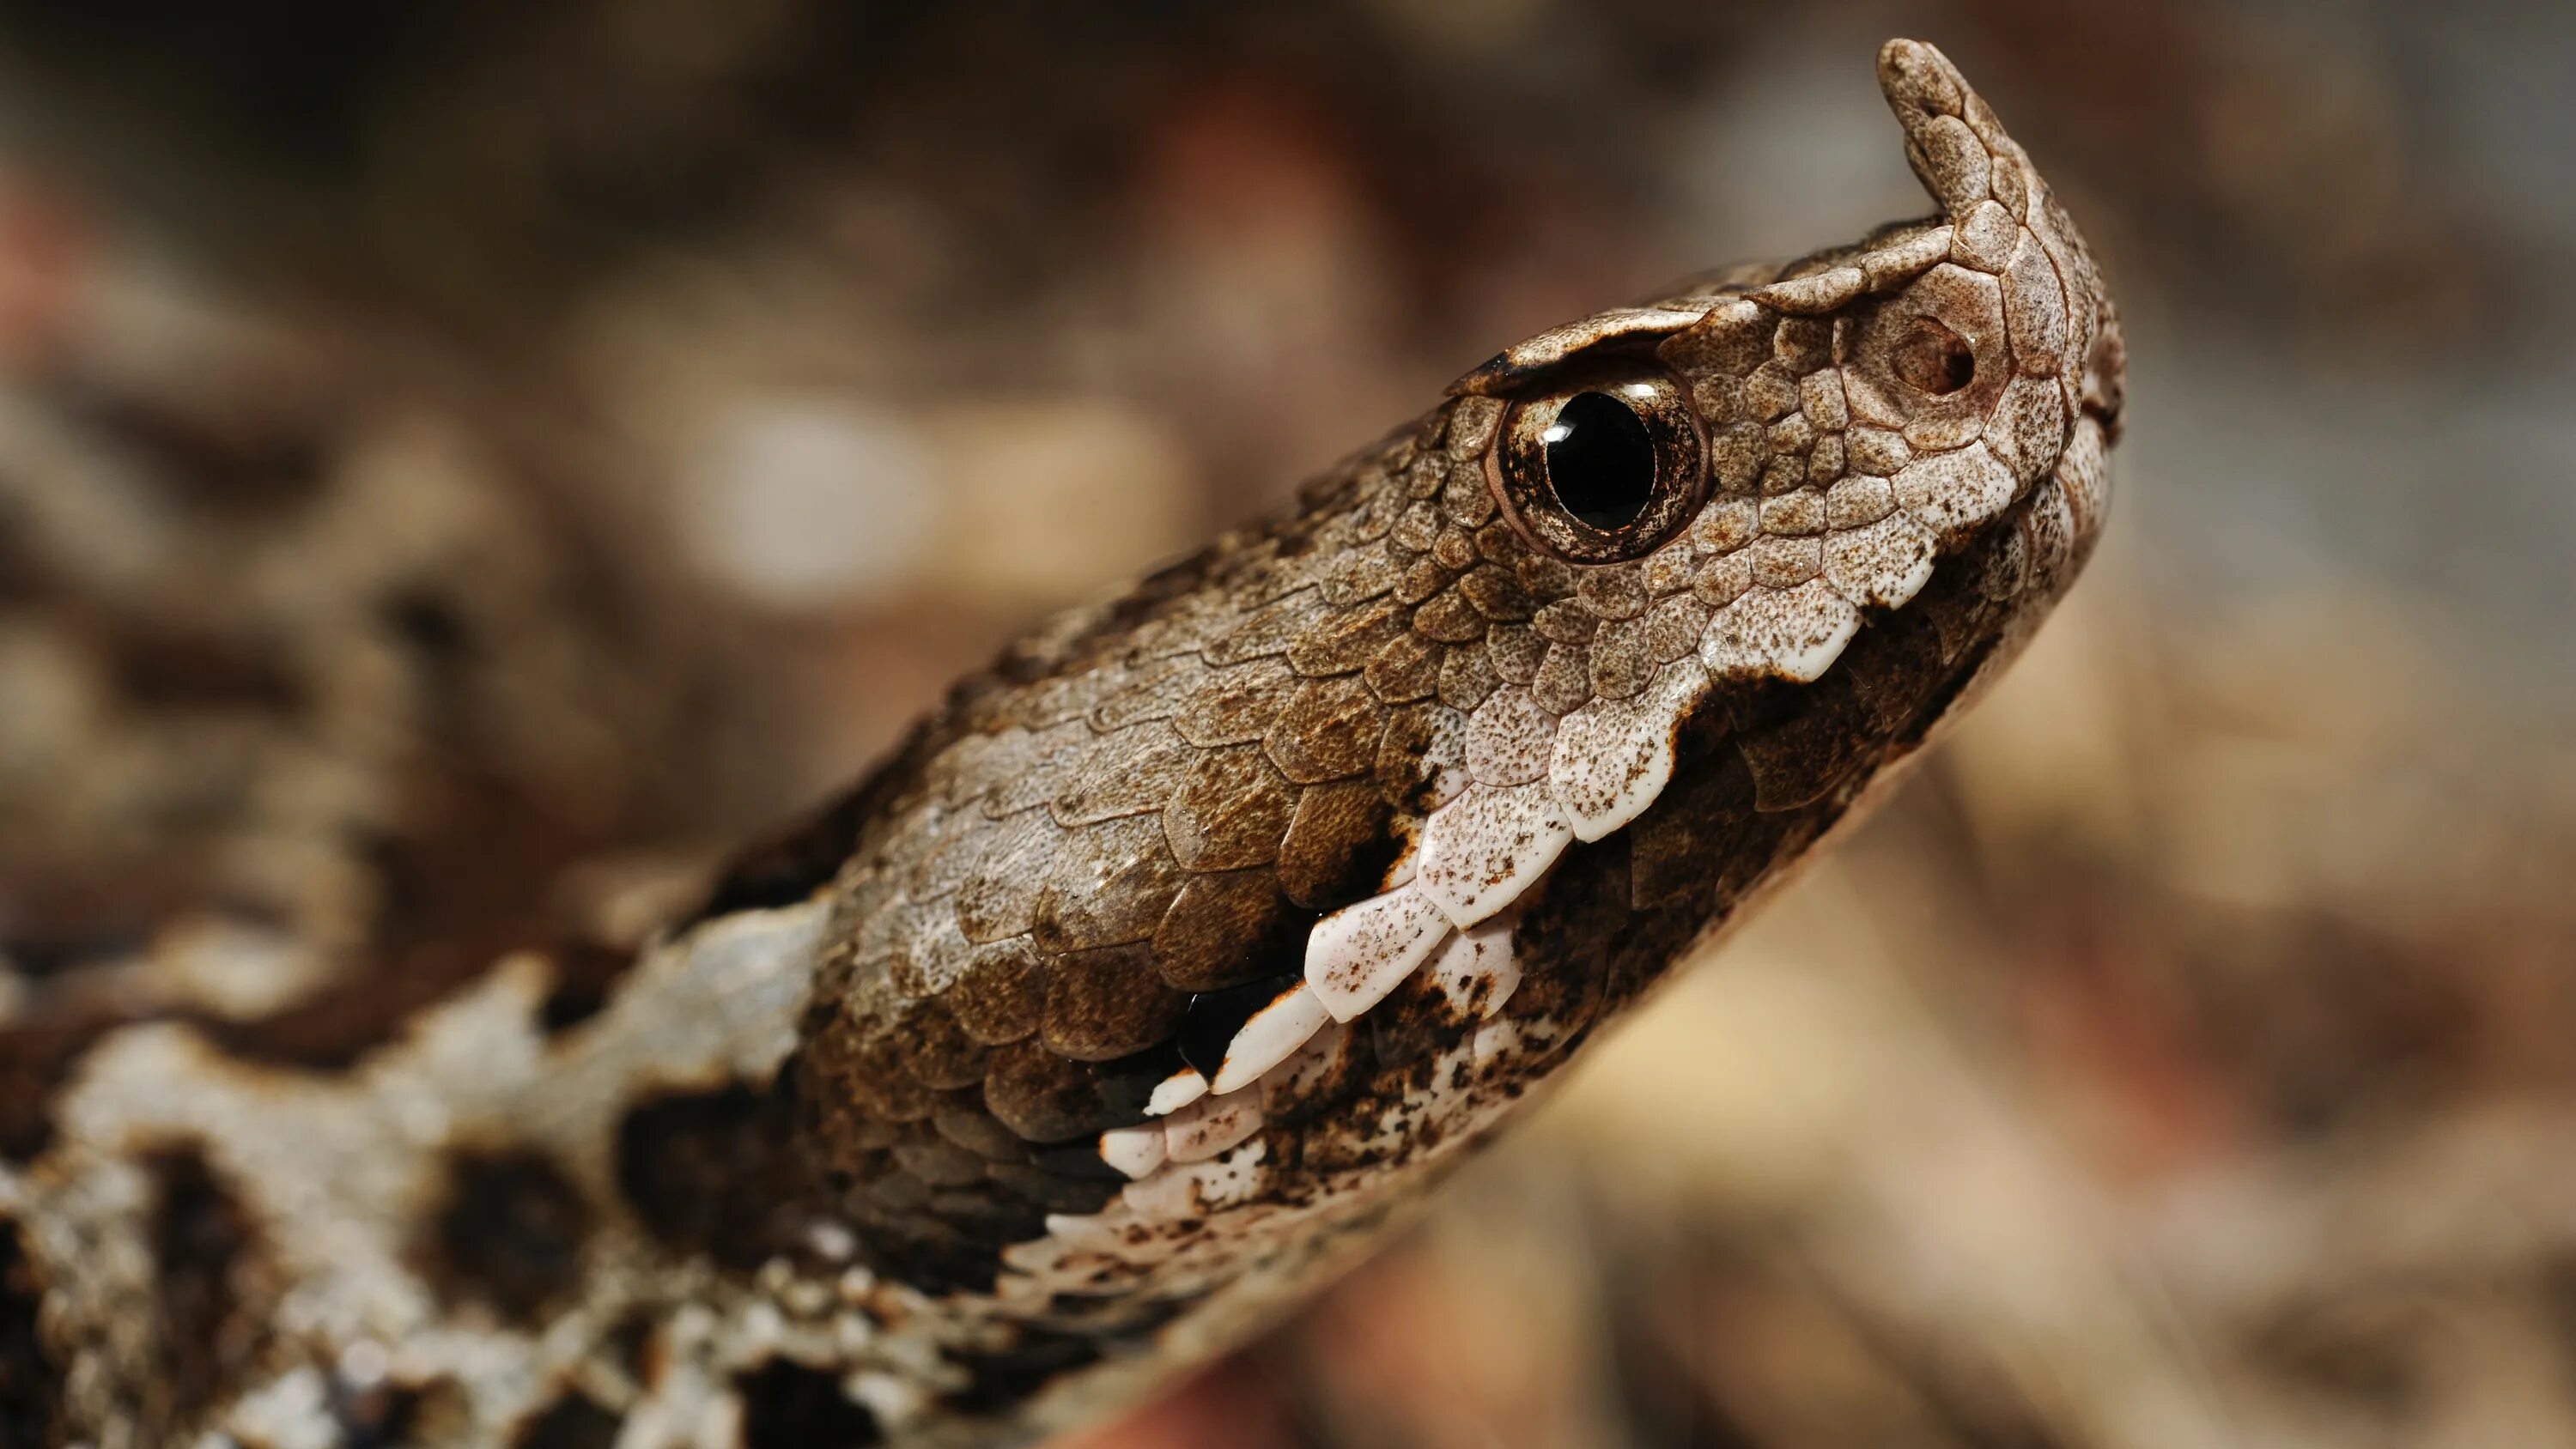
<box><xmin>0</xmin><ymin>2</ymin><xmax>2569</xmax><ymax>1445</ymax></box>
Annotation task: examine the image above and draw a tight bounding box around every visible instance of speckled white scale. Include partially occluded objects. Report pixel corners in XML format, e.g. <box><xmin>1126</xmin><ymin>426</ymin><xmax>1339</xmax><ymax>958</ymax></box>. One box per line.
<box><xmin>1121</xmin><ymin>1139</ymin><xmax>1270</xmax><ymax>1222</ymax></box>
<box><xmin>1702</xmin><ymin>579</ymin><xmax>1863</xmax><ymax>682</ymax></box>
<box><xmin>1303</xmin><ymin>883</ymin><xmax>1452</xmax><ymax>1020</ymax></box>
<box><xmin>1425</xmin><ymin>916</ymin><xmax>1519</xmax><ymax>1019</ymax></box>
<box><xmin>1412</xmin><ymin>782</ymin><xmax>1575</xmax><ymax>929</ymax></box>
<box><xmin>1098</xmin><ymin>1124</ymin><xmax>1167</xmax><ymax>1180</ymax></box>
<box><xmin>1893</xmin><ymin>439</ymin><xmax>2018</xmax><ymax>535</ymax></box>
<box><xmin>1823</xmin><ymin>512</ymin><xmax>1939</xmax><ymax>609</ymax></box>
<box><xmin>1258</xmin><ymin>1019</ymin><xmax>1351</xmax><ymax>1112</ymax></box>
<box><xmin>1464</xmin><ymin>688</ymin><xmax>1557</xmax><ymax>788</ymax></box>
<box><xmin>1209</xmin><ymin>983</ymin><xmax>1331</xmax><ymax>1094</ymax></box>
<box><xmin>1164</xmin><ymin>1094</ymin><xmax>1263</xmax><ymax>1164</ymax></box>
<box><xmin>1144</xmin><ymin>1068</ymin><xmax>1210</xmax><ymax>1118</ymax></box>
<box><xmin>1549</xmin><ymin>660</ymin><xmax>1711</xmax><ymax>842</ymax></box>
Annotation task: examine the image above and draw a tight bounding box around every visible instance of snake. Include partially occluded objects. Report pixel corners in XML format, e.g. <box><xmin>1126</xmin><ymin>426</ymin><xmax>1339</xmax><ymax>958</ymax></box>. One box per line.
<box><xmin>0</xmin><ymin>39</ymin><xmax>2122</xmax><ymax>1449</ymax></box>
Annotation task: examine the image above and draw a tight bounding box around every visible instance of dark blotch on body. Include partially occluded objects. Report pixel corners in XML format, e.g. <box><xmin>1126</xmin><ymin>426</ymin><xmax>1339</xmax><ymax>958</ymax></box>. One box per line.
<box><xmin>2</xmin><ymin>1218</ymin><xmax>57</xmax><ymax>1449</ymax></box>
<box><xmin>148</xmin><ymin>1145</ymin><xmax>266</xmax><ymax>1426</ymax></box>
<box><xmin>513</xmin><ymin>1391</ymin><xmax>623</xmax><ymax>1449</ymax></box>
<box><xmin>199</xmin><ymin>938</ymin><xmax>506</xmax><ymax>1072</ymax></box>
<box><xmin>735</xmin><ymin>1358</ymin><xmax>884</xmax><ymax>1447</ymax></box>
<box><xmin>330</xmin><ymin>1380</ymin><xmax>424</xmax><ymax>1449</ymax></box>
<box><xmin>616</xmin><ymin>1081</ymin><xmax>824</xmax><ymax>1272</ymax></box>
<box><xmin>421</xmin><ymin>1147</ymin><xmax>591</xmax><ymax>1321</ymax></box>
<box><xmin>0</xmin><ymin>1015</ymin><xmax>125</xmax><ymax>1163</ymax></box>
<box><xmin>937</xmin><ymin>1324</ymin><xmax>1105</xmax><ymax>1419</ymax></box>
<box><xmin>537</xmin><ymin>939</ymin><xmax>643</xmax><ymax>1034</ymax></box>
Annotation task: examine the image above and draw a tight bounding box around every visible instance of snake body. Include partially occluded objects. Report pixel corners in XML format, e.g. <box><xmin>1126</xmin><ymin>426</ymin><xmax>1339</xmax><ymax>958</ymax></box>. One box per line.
<box><xmin>0</xmin><ymin>40</ymin><xmax>2121</xmax><ymax>1448</ymax></box>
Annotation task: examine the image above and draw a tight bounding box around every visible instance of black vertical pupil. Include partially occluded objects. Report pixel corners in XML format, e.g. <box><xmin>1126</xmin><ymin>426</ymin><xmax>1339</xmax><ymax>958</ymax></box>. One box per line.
<box><xmin>1544</xmin><ymin>391</ymin><xmax>1657</xmax><ymax>530</ymax></box>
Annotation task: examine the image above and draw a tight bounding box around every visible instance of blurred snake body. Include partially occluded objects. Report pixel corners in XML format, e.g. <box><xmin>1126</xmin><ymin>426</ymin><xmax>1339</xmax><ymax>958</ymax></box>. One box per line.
<box><xmin>0</xmin><ymin>41</ymin><xmax>2122</xmax><ymax>1449</ymax></box>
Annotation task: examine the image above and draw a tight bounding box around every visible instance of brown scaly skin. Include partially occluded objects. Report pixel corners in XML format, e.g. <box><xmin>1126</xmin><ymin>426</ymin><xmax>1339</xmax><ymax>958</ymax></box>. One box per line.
<box><xmin>0</xmin><ymin>42</ymin><xmax>2119</xmax><ymax>1449</ymax></box>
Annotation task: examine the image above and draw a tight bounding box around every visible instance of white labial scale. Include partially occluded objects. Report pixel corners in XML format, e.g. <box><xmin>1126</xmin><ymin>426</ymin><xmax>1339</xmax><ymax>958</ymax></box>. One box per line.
<box><xmin>1382</xmin><ymin>836</ymin><xmax>1419</xmax><ymax>890</ymax></box>
<box><xmin>1464</xmin><ymin>688</ymin><xmax>1554</xmax><ymax>788</ymax></box>
<box><xmin>1823</xmin><ymin>512</ymin><xmax>1938</xmax><ymax>609</ymax></box>
<box><xmin>1097</xmin><ymin>1124</ymin><xmax>1168</xmax><ymax>1180</ymax></box>
<box><xmin>1166</xmin><ymin>1093</ymin><xmax>1264</xmax><ymax>1164</ymax></box>
<box><xmin>1122</xmin><ymin>1139</ymin><xmax>1269</xmax><ymax>1222</ymax></box>
<box><xmin>1033</xmin><ymin>1211</ymin><xmax>1127</xmax><ymax>1257</ymax></box>
<box><xmin>1425</xmin><ymin>914</ymin><xmax>1520</xmax><ymax>1020</ymax></box>
<box><xmin>1303</xmin><ymin>884</ymin><xmax>1452</xmax><ymax>1020</ymax></box>
<box><xmin>1549</xmin><ymin>661</ymin><xmax>1710</xmax><ymax>842</ymax></box>
<box><xmin>1893</xmin><ymin>439</ymin><xmax>2017</xmax><ymax>536</ymax></box>
<box><xmin>1210</xmin><ymin>983</ymin><xmax>1332</xmax><ymax>1094</ymax></box>
<box><xmin>1144</xmin><ymin>1068</ymin><xmax>1209</xmax><ymax>1118</ymax></box>
<box><xmin>1701</xmin><ymin>579</ymin><xmax>1862</xmax><ymax>683</ymax></box>
<box><xmin>1412</xmin><ymin>781</ymin><xmax>1575</xmax><ymax>930</ymax></box>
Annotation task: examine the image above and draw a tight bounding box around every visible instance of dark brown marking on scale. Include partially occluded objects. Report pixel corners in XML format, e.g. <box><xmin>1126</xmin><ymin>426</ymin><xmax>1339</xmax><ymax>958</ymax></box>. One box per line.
<box><xmin>1363</xmin><ymin>967</ymin><xmax>1481</xmax><ymax>1077</ymax></box>
<box><xmin>2</xmin><ymin>1217</ymin><xmax>57</xmax><ymax>1449</ymax></box>
<box><xmin>734</xmin><ymin>1357</ymin><xmax>884</xmax><ymax>1447</ymax></box>
<box><xmin>804</xmin><ymin>1029</ymin><xmax>1139</xmax><ymax>1302</ymax></box>
<box><xmin>513</xmin><ymin>1391</ymin><xmax>623</xmax><ymax>1449</ymax></box>
<box><xmin>419</xmin><ymin>1147</ymin><xmax>592</xmax><ymax>1321</ymax></box>
<box><xmin>1275</xmin><ymin>779</ymin><xmax>1404</xmax><ymax>910</ymax></box>
<box><xmin>147</xmin><ymin>1144</ymin><xmax>269</xmax><ymax>1428</ymax></box>
<box><xmin>801</xmin><ymin>1022</ymin><xmax>1160</xmax><ymax>1293</ymax></box>
<box><xmin>1729</xmin><ymin>670</ymin><xmax>1881</xmax><ymax>812</ymax></box>
<box><xmin>967</xmin><ymin>1040</ymin><xmax>1097</xmax><ymax>1142</ymax></box>
<box><xmin>889</xmin><ymin>1001</ymin><xmax>989</xmax><ymax>1094</ymax></box>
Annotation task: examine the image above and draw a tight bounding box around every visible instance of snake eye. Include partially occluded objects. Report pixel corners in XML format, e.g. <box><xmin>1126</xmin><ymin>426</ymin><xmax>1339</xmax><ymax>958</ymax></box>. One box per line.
<box><xmin>1493</xmin><ymin>366</ymin><xmax>1704</xmax><ymax>565</ymax></box>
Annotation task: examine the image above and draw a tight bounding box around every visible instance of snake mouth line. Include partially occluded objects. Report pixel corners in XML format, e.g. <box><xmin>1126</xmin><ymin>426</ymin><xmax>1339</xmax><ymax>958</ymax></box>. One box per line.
<box><xmin>1078</xmin><ymin>603</ymin><xmax>1829</xmax><ymax>1198</ymax></box>
<box><xmin>1076</xmin><ymin>458</ymin><xmax>2105</xmax><ymax>1220</ymax></box>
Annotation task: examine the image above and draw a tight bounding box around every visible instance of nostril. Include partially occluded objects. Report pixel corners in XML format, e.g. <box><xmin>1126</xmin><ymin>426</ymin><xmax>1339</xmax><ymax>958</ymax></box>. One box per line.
<box><xmin>1893</xmin><ymin>318</ymin><xmax>1976</xmax><ymax>395</ymax></box>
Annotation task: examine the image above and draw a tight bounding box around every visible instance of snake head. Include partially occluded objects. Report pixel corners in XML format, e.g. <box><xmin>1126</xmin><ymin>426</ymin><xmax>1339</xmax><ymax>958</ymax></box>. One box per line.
<box><xmin>775</xmin><ymin>38</ymin><xmax>2124</xmax><ymax>1423</ymax></box>
<box><xmin>1346</xmin><ymin>37</ymin><xmax>2122</xmax><ymax>924</ymax></box>
<box><xmin>1453</xmin><ymin>37</ymin><xmax>2123</xmax><ymax>670</ymax></box>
